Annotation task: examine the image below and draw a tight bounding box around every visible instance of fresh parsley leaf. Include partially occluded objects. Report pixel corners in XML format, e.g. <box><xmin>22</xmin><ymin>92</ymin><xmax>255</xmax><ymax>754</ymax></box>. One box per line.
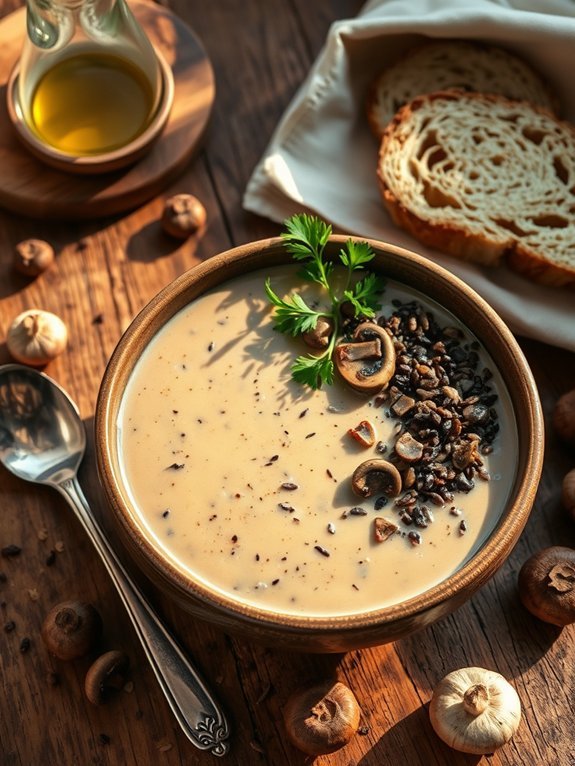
<box><xmin>281</xmin><ymin>214</ymin><xmax>332</xmax><ymax>261</ymax></box>
<box><xmin>264</xmin><ymin>279</ymin><xmax>323</xmax><ymax>336</ymax></box>
<box><xmin>281</xmin><ymin>214</ymin><xmax>333</xmax><ymax>291</ymax></box>
<box><xmin>338</xmin><ymin>239</ymin><xmax>375</xmax><ymax>270</ymax></box>
<box><xmin>343</xmin><ymin>273</ymin><xmax>385</xmax><ymax>318</ymax></box>
<box><xmin>266</xmin><ymin>214</ymin><xmax>385</xmax><ymax>389</ymax></box>
<box><xmin>291</xmin><ymin>353</ymin><xmax>334</xmax><ymax>390</ymax></box>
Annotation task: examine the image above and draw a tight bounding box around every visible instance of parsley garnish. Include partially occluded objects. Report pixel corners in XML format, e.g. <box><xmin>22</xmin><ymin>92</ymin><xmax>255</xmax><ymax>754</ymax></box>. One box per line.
<box><xmin>265</xmin><ymin>214</ymin><xmax>384</xmax><ymax>389</ymax></box>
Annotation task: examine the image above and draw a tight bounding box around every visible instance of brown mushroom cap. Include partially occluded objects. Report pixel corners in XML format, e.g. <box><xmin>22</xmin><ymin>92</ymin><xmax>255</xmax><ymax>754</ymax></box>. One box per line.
<box><xmin>283</xmin><ymin>681</ymin><xmax>361</xmax><ymax>756</ymax></box>
<box><xmin>335</xmin><ymin>322</ymin><xmax>396</xmax><ymax>394</ymax></box>
<box><xmin>41</xmin><ymin>601</ymin><xmax>102</xmax><ymax>661</ymax></box>
<box><xmin>351</xmin><ymin>458</ymin><xmax>402</xmax><ymax>498</ymax></box>
<box><xmin>161</xmin><ymin>193</ymin><xmax>206</xmax><ymax>239</ymax></box>
<box><xmin>518</xmin><ymin>546</ymin><xmax>575</xmax><ymax>627</ymax></box>
<box><xmin>84</xmin><ymin>650</ymin><xmax>130</xmax><ymax>705</ymax></box>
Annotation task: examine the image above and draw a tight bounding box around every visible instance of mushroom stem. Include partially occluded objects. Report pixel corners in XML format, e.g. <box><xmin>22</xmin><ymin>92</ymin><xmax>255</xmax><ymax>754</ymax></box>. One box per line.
<box><xmin>463</xmin><ymin>684</ymin><xmax>490</xmax><ymax>716</ymax></box>
<box><xmin>55</xmin><ymin>606</ymin><xmax>82</xmax><ymax>633</ymax></box>
<box><xmin>337</xmin><ymin>339</ymin><xmax>381</xmax><ymax>362</ymax></box>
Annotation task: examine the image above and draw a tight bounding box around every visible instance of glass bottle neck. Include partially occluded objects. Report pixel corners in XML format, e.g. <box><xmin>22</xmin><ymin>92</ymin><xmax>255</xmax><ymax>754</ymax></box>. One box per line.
<box><xmin>25</xmin><ymin>0</ymin><xmax>123</xmax><ymax>50</ymax></box>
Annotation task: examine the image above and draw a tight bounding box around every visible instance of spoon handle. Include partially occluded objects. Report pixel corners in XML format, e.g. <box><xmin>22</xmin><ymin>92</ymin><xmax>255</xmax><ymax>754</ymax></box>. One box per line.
<box><xmin>56</xmin><ymin>475</ymin><xmax>230</xmax><ymax>756</ymax></box>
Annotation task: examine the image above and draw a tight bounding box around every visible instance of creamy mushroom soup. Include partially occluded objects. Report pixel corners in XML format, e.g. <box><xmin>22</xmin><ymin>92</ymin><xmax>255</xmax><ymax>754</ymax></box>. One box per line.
<box><xmin>118</xmin><ymin>267</ymin><xmax>517</xmax><ymax>617</ymax></box>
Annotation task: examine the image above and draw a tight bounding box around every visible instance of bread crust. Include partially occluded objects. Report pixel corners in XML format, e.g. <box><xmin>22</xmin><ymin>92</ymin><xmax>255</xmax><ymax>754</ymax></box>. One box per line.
<box><xmin>367</xmin><ymin>40</ymin><xmax>557</xmax><ymax>138</ymax></box>
<box><xmin>377</xmin><ymin>91</ymin><xmax>575</xmax><ymax>288</ymax></box>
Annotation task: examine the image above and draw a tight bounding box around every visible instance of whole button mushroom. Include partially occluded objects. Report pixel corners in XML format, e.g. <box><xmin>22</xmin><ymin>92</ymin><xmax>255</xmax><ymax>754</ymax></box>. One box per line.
<box><xmin>518</xmin><ymin>546</ymin><xmax>575</xmax><ymax>626</ymax></box>
<box><xmin>161</xmin><ymin>193</ymin><xmax>206</xmax><ymax>239</ymax></box>
<box><xmin>553</xmin><ymin>389</ymin><xmax>575</xmax><ymax>447</ymax></box>
<box><xmin>13</xmin><ymin>239</ymin><xmax>55</xmax><ymax>277</ymax></box>
<box><xmin>41</xmin><ymin>601</ymin><xmax>102</xmax><ymax>660</ymax></box>
<box><xmin>283</xmin><ymin>681</ymin><xmax>361</xmax><ymax>756</ymax></box>
<box><xmin>562</xmin><ymin>468</ymin><xmax>575</xmax><ymax>520</ymax></box>
<box><xmin>85</xmin><ymin>650</ymin><xmax>130</xmax><ymax>705</ymax></box>
<box><xmin>335</xmin><ymin>322</ymin><xmax>396</xmax><ymax>394</ymax></box>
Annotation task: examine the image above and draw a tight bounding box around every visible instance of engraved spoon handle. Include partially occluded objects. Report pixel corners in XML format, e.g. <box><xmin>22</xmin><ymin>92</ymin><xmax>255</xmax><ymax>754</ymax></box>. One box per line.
<box><xmin>56</xmin><ymin>475</ymin><xmax>230</xmax><ymax>756</ymax></box>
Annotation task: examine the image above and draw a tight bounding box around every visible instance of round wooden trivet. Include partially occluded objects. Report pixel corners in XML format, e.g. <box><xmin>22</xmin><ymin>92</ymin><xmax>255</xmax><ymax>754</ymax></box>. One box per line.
<box><xmin>0</xmin><ymin>1</ymin><xmax>215</xmax><ymax>219</ymax></box>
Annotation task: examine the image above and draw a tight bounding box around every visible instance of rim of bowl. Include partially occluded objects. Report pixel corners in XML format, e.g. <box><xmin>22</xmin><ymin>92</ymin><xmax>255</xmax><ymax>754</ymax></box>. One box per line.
<box><xmin>96</xmin><ymin>236</ymin><xmax>544</xmax><ymax>634</ymax></box>
<box><xmin>6</xmin><ymin>48</ymin><xmax>174</xmax><ymax>174</ymax></box>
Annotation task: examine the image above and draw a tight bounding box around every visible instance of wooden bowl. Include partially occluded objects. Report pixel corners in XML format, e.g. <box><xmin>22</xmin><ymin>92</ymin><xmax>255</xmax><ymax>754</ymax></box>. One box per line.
<box><xmin>95</xmin><ymin>237</ymin><xmax>544</xmax><ymax>652</ymax></box>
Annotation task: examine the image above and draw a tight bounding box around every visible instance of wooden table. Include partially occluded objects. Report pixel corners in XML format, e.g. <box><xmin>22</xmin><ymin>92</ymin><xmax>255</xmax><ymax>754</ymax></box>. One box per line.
<box><xmin>1</xmin><ymin>2</ymin><xmax>574</xmax><ymax>764</ymax></box>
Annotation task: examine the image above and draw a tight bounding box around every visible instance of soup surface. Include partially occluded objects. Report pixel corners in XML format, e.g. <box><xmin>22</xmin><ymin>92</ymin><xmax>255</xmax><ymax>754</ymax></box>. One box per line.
<box><xmin>118</xmin><ymin>267</ymin><xmax>517</xmax><ymax>617</ymax></box>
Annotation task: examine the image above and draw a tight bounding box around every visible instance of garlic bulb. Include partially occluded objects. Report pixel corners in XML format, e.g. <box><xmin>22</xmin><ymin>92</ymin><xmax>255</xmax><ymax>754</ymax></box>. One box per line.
<box><xmin>429</xmin><ymin>667</ymin><xmax>521</xmax><ymax>755</ymax></box>
<box><xmin>7</xmin><ymin>309</ymin><xmax>68</xmax><ymax>366</ymax></box>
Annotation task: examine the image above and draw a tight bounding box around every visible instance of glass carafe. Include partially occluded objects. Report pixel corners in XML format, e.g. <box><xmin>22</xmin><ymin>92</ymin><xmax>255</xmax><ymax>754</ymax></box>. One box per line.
<box><xmin>16</xmin><ymin>0</ymin><xmax>165</xmax><ymax>158</ymax></box>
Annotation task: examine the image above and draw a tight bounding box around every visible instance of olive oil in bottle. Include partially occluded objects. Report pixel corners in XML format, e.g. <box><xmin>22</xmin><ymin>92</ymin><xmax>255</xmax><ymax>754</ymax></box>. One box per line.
<box><xmin>29</xmin><ymin>52</ymin><xmax>156</xmax><ymax>156</ymax></box>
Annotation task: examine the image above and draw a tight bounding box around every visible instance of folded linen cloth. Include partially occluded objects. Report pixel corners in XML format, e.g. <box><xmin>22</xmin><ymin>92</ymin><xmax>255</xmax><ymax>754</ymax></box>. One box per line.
<box><xmin>243</xmin><ymin>0</ymin><xmax>575</xmax><ymax>352</ymax></box>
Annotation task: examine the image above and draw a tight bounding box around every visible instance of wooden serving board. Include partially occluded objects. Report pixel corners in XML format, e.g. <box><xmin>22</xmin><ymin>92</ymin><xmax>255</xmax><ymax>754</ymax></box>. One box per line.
<box><xmin>0</xmin><ymin>1</ymin><xmax>215</xmax><ymax>219</ymax></box>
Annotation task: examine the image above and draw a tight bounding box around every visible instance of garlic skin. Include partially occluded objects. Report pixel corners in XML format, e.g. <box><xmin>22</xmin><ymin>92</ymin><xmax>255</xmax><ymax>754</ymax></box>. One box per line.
<box><xmin>429</xmin><ymin>667</ymin><xmax>521</xmax><ymax>755</ymax></box>
<box><xmin>7</xmin><ymin>310</ymin><xmax>68</xmax><ymax>366</ymax></box>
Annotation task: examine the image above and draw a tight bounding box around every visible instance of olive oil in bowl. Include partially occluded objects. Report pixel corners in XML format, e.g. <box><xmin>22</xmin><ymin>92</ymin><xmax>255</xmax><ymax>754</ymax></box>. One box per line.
<box><xmin>29</xmin><ymin>52</ymin><xmax>156</xmax><ymax>156</ymax></box>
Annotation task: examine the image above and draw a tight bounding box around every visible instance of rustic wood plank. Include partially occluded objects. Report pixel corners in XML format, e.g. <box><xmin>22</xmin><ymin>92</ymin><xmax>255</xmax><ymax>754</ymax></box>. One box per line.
<box><xmin>1</xmin><ymin>0</ymin><xmax>574</xmax><ymax>765</ymax></box>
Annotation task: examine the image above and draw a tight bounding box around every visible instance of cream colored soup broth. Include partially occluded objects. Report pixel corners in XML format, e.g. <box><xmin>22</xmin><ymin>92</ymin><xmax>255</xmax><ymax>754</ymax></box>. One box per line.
<box><xmin>118</xmin><ymin>266</ymin><xmax>517</xmax><ymax>617</ymax></box>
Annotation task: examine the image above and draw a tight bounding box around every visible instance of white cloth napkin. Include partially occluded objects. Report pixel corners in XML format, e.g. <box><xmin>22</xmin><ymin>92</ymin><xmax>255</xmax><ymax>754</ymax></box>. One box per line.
<box><xmin>243</xmin><ymin>0</ymin><xmax>575</xmax><ymax>352</ymax></box>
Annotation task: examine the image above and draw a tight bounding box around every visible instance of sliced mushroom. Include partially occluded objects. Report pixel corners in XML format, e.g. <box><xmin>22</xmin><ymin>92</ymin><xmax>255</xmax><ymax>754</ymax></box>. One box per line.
<box><xmin>395</xmin><ymin>432</ymin><xmax>424</xmax><ymax>463</ymax></box>
<box><xmin>335</xmin><ymin>323</ymin><xmax>396</xmax><ymax>394</ymax></box>
<box><xmin>351</xmin><ymin>459</ymin><xmax>402</xmax><ymax>498</ymax></box>
<box><xmin>302</xmin><ymin>317</ymin><xmax>334</xmax><ymax>349</ymax></box>
<box><xmin>347</xmin><ymin>420</ymin><xmax>376</xmax><ymax>448</ymax></box>
<box><xmin>452</xmin><ymin>435</ymin><xmax>481</xmax><ymax>471</ymax></box>
<box><xmin>373</xmin><ymin>517</ymin><xmax>398</xmax><ymax>543</ymax></box>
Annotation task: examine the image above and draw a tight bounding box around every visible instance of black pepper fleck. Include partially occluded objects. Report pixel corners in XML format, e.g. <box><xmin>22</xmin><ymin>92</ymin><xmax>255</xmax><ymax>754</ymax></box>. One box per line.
<box><xmin>19</xmin><ymin>637</ymin><xmax>31</xmax><ymax>653</ymax></box>
<box><xmin>314</xmin><ymin>545</ymin><xmax>330</xmax><ymax>557</ymax></box>
<box><xmin>1</xmin><ymin>545</ymin><xmax>21</xmax><ymax>558</ymax></box>
<box><xmin>4</xmin><ymin>620</ymin><xmax>16</xmax><ymax>633</ymax></box>
<box><xmin>45</xmin><ymin>550</ymin><xmax>56</xmax><ymax>567</ymax></box>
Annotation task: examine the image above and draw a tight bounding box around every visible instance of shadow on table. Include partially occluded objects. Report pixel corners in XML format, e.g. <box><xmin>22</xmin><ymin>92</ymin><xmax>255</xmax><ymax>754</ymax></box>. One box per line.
<box><xmin>125</xmin><ymin>220</ymin><xmax>183</xmax><ymax>262</ymax></box>
<box><xmin>393</xmin><ymin>572</ymin><xmax>561</xmax><ymax>689</ymax></box>
<box><xmin>358</xmin><ymin>704</ymin><xmax>483</xmax><ymax>766</ymax></box>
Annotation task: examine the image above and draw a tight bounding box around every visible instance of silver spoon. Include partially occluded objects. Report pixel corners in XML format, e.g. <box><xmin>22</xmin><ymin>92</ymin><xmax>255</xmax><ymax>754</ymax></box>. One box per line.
<box><xmin>0</xmin><ymin>363</ymin><xmax>230</xmax><ymax>756</ymax></box>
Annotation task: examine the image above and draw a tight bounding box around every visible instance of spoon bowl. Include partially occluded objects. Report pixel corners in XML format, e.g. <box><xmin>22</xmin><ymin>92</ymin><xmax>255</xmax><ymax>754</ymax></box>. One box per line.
<box><xmin>0</xmin><ymin>362</ymin><xmax>230</xmax><ymax>756</ymax></box>
<box><xmin>0</xmin><ymin>363</ymin><xmax>84</xmax><ymax>486</ymax></box>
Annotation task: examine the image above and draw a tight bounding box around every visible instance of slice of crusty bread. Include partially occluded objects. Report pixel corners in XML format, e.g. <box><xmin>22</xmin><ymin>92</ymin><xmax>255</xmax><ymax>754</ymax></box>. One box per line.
<box><xmin>377</xmin><ymin>91</ymin><xmax>575</xmax><ymax>288</ymax></box>
<box><xmin>367</xmin><ymin>41</ymin><xmax>556</xmax><ymax>138</ymax></box>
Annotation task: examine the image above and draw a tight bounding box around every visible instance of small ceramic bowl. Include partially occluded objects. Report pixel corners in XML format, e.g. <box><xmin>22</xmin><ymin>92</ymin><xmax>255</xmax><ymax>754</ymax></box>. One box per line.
<box><xmin>6</xmin><ymin>50</ymin><xmax>174</xmax><ymax>175</ymax></box>
<box><xmin>95</xmin><ymin>237</ymin><xmax>544</xmax><ymax>652</ymax></box>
